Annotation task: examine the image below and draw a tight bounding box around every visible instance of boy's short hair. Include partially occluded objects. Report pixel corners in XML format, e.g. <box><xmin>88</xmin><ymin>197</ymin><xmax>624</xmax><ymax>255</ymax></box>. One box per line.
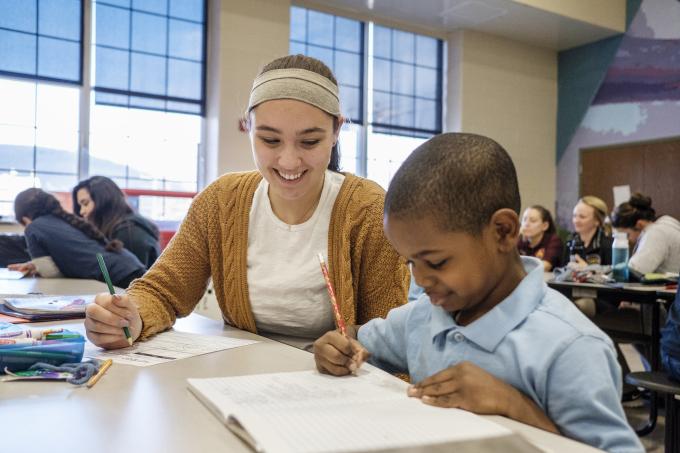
<box><xmin>385</xmin><ymin>132</ymin><xmax>521</xmax><ymax>235</ymax></box>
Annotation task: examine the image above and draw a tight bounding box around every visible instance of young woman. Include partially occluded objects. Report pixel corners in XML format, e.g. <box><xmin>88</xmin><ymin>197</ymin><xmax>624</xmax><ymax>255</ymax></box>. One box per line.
<box><xmin>518</xmin><ymin>205</ymin><xmax>563</xmax><ymax>271</ymax></box>
<box><xmin>611</xmin><ymin>193</ymin><xmax>680</xmax><ymax>275</ymax></box>
<box><xmin>562</xmin><ymin>196</ymin><xmax>613</xmax><ymax>267</ymax></box>
<box><xmin>84</xmin><ymin>55</ymin><xmax>410</xmax><ymax>351</ymax></box>
<box><xmin>73</xmin><ymin>176</ymin><xmax>160</xmax><ymax>268</ymax></box>
<box><xmin>9</xmin><ymin>188</ymin><xmax>145</xmax><ymax>288</ymax></box>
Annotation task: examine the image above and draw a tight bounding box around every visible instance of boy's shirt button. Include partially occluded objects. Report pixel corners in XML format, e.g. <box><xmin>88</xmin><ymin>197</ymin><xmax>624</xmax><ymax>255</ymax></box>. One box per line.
<box><xmin>452</xmin><ymin>332</ymin><xmax>465</xmax><ymax>342</ymax></box>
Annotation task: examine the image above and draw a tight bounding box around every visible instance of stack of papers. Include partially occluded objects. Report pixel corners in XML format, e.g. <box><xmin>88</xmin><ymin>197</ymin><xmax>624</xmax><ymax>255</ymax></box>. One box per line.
<box><xmin>0</xmin><ymin>295</ymin><xmax>94</xmax><ymax>321</ymax></box>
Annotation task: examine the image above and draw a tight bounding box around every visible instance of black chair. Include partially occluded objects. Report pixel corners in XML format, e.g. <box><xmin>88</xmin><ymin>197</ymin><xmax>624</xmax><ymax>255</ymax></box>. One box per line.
<box><xmin>626</xmin><ymin>371</ymin><xmax>680</xmax><ymax>453</ymax></box>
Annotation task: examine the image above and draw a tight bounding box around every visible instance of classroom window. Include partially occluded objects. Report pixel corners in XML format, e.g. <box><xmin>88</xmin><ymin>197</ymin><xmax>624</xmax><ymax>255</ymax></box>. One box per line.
<box><xmin>93</xmin><ymin>0</ymin><xmax>207</xmax><ymax>114</ymax></box>
<box><xmin>289</xmin><ymin>7</ymin><xmax>443</xmax><ymax>188</ymax></box>
<box><xmin>88</xmin><ymin>103</ymin><xmax>200</xmax><ymax>220</ymax></box>
<box><xmin>289</xmin><ymin>6</ymin><xmax>363</xmax><ymax>124</ymax></box>
<box><xmin>0</xmin><ymin>0</ymin><xmax>206</xmax><ymax>222</ymax></box>
<box><xmin>0</xmin><ymin>78</ymin><xmax>80</xmax><ymax>219</ymax></box>
<box><xmin>0</xmin><ymin>0</ymin><xmax>83</xmax><ymax>84</ymax></box>
<box><xmin>371</xmin><ymin>25</ymin><xmax>442</xmax><ymax>136</ymax></box>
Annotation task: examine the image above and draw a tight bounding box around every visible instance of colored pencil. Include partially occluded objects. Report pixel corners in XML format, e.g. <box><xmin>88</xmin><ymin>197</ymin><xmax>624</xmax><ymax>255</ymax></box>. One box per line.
<box><xmin>86</xmin><ymin>359</ymin><xmax>113</xmax><ymax>388</ymax></box>
<box><xmin>317</xmin><ymin>252</ymin><xmax>347</xmax><ymax>336</ymax></box>
<box><xmin>96</xmin><ymin>253</ymin><xmax>133</xmax><ymax>346</ymax></box>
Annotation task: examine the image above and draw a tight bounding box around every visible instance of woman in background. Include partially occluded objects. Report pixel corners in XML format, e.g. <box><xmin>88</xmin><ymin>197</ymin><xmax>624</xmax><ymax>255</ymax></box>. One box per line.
<box><xmin>10</xmin><ymin>188</ymin><xmax>145</xmax><ymax>288</ymax></box>
<box><xmin>562</xmin><ymin>196</ymin><xmax>612</xmax><ymax>267</ymax></box>
<box><xmin>518</xmin><ymin>205</ymin><xmax>563</xmax><ymax>271</ymax></box>
<box><xmin>73</xmin><ymin>176</ymin><xmax>160</xmax><ymax>268</ymax></box>
<box><xmin>611</xmin><ymin>192</ymin><xmax>680</xmax><ymax>275</ymax></box>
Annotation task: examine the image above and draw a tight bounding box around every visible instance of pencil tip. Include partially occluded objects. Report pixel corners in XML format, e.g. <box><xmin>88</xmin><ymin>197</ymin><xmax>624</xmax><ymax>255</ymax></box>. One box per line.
<box><xmin>128</xmin><ymin>338</ymin><xmax>133</xmax><ymax>346</ymax></box>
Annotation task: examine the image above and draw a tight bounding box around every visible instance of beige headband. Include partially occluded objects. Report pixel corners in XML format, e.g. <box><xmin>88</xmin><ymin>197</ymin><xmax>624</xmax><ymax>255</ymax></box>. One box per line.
<box><xmin>247</xmin><ymin>68</ymin><xmax>341</xmax><ymax>116</ymax></box>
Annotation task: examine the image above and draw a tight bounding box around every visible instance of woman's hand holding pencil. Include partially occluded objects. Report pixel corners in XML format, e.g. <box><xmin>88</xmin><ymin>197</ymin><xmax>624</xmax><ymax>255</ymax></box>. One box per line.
<box><xmin>84</xmin><ymin>293</ymin><xmax>142</xmax><ymax>350</ymax></box>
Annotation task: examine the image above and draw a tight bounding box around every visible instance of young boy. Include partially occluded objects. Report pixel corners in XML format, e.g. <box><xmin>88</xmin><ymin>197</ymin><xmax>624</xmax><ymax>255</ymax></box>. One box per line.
<box><xmin>314</xmin><ymin>133</ymin><xmax>643</xmax><ymax>453</ymax></box>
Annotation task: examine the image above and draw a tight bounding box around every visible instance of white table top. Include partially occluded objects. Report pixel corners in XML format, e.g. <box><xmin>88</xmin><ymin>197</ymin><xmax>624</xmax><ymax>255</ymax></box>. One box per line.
<box><xmin>0</xmin><ymin>279</ymin><xmax>603</xmax><ymax>453</ymax></box>
<box><xmin>0</xmin><ymin>276</ymin><xmax>117</xmax><ymax>296</ymax></box>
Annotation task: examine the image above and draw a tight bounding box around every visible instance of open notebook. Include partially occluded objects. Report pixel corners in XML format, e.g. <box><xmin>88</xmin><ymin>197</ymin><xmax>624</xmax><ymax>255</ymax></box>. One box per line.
<box><xmin>188</xmin><ymin>367</ymin><xmax>541</xmax><ymax>453</ymax></box>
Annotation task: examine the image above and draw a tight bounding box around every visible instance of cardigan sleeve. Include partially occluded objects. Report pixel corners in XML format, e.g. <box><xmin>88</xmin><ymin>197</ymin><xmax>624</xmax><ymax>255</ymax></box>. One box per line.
<box><xmin>127</xmin><ymin>187</ymin><xmax>214</xmax><ymax>340</ymax></box>
<box><xmin>353</xmin><ymin>195</ymin><xmax>409</xmax><ymax>324</ymax></box>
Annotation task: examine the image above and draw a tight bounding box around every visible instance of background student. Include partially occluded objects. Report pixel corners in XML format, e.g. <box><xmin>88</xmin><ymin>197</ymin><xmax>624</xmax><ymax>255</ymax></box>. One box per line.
<box><xmin>611</xmin><ymin>192</ymin><xmax>680</xmax><ymax>275</ymax></box>
<box><xmin>84</xmin><ymin>54</ymin><xmax>409</xmax><ymax>351</ymax></box>
<box><xmin>562</xmin><ymin>196</ymin><xmax>612</xmax><ymax>266</ymax></box>
<box><xmin>518</xmin><ymin>205</ymin><xmax>563</xmax><ymax>271</ymax></box>
<box><xmin>9</xmin><ymin>188</ymin><xmax>145</xmax><ymax>288</ymax></box>
<box><xmin>73</xmin><ymin>176</ymin><xmax>161</xmax><ymax>268</ymax></box>
<box><xmin>314</xmin><ymin>133</ymin><xmax>642</xmax><ymax>453</ymax></box>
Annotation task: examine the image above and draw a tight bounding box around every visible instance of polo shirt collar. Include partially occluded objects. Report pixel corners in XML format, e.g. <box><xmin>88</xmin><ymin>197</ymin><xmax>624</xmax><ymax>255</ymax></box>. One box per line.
<box><xmin>429</xmin><ymin>257</ymin><xmax>546</xmax><ymax>352</ymax></box>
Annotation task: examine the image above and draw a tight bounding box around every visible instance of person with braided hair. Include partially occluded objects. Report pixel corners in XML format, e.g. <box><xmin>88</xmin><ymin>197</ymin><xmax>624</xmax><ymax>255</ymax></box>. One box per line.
<box><xmin>9</xmin><ymin>188</ymin><xmax>146</xmax><ymax>288</ymax></box>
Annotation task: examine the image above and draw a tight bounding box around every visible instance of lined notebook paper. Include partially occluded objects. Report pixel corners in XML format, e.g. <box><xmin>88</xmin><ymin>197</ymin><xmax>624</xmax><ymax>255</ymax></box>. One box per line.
<box><xmin>188</xmin><ymin>367</ymin><xmax>529</xmax><ymax>453</ymax></box>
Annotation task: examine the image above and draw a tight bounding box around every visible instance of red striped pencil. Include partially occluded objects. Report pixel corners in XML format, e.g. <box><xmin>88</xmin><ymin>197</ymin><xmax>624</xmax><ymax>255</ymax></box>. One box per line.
<box><xmin>317</xmin><ymin>252</ymin><xmax>347</xmax><ymax>337</ymax></box>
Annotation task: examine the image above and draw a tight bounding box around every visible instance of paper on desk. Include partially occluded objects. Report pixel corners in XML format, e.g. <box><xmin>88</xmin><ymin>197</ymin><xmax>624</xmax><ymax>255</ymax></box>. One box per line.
<box><xmin>188</xmin><ymin>367</ymin><xmax>512</xmax><ymax>453</ymax></box>
<box><xmin>85</xmin><ymin>330</ymin><xmax>258</xmax><ymax>366</ymax></box>
<box><xmin>0</xmin><ymin>268</ymin><xmax>26</xmax><ymax>280</ymax></box>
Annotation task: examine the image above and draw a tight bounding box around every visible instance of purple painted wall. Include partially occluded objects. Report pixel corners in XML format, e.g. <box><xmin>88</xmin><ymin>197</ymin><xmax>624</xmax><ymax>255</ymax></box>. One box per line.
<box><xmin>556</xmin><ymin>0</ymin><xmax>680</xmax><ymax>227</ymax></box>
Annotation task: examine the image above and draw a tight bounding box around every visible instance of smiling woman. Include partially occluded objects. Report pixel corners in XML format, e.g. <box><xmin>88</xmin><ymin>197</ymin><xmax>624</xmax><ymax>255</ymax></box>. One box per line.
<box><xmin>84</xmin><ymin>54</ymin><xmax>410</xmax><ymax>352</ymax></box>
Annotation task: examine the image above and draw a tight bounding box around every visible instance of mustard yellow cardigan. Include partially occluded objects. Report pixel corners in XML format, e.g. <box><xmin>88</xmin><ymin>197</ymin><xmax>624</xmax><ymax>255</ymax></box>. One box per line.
<box><xmin>129</xmin><ymin>171</ymin><xmax>410</xmax><ymax>339</ymax></box>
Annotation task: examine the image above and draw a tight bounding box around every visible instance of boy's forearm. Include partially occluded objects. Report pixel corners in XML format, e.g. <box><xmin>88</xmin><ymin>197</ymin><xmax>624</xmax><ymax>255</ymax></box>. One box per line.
<box><xmin>504</xmin><ymin>388</ymin><xmax>559</xmax><ymax>434</ymax></box>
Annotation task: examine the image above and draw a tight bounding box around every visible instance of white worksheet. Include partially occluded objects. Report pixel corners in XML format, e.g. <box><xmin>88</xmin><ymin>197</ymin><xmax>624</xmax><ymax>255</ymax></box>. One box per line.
<box><xmin>0</xmin><ymin>268</ymin><xmax>26</xmax><ymax>280</ymax></box>
<box><xmin>188</xmin><ymin>367</ymin><xmax>514</xmax><ymax>453</ymax></box>
<box><xmin>85</xmin><ymin>330</ymin><xmax>258</xmax><ymax>366</ymax></box>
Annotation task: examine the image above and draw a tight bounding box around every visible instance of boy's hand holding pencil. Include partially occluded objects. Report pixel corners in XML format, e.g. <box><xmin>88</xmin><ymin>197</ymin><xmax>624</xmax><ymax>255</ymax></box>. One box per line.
<box><xmin>313</xmin><ymin>329</ymin><xmax>370</xmax><ymax>376</ymax></box>
<box><xmin>314</xmin><ymin>252</ymin><xmax>370</xmax><ymax>375</ymax></box>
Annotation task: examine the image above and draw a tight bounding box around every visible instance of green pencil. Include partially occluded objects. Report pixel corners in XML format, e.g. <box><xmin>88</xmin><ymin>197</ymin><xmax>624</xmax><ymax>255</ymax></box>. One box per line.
<box><xmin>96</xmin><ymin>253</ymin><xmax>133</xmax><ymax>346</ymax></box>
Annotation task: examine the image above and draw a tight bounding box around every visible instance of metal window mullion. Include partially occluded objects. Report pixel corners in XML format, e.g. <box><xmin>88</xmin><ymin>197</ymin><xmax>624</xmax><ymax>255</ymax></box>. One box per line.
<box><xmin>78</xmin><ymin>0</ymin><xmax>92</xmax><ymax>180</ymax></box>
<box><xmin>164</xmin><ymin>0</ymin><xmax>170</xmax><ymax>111</ymax></box>
<box><xmin>32</xmin><ymin>1</ymin><xmax>39</xmax><ymax>183</ymax></box>
<box><xmin>126</xmin><ymin>4</ymin><xmax>133</xmax><ymax>108</ymax></box>
<box><xmin>357</xmin><ymin>21</ymin><xmax>370</xmax><ymax>178</ymax></box>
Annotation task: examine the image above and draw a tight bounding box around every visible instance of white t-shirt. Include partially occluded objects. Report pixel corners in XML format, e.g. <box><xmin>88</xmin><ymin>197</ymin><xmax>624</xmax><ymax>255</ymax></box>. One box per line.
<box><xmin>247</xmin><ymin>170</ymin><xmax>346</xmax><ymax>349</ymax></box>
<box><xmin>629</xmin><ymin>215</ymin><xmax>680</xmax><ymax>274</ymax></box>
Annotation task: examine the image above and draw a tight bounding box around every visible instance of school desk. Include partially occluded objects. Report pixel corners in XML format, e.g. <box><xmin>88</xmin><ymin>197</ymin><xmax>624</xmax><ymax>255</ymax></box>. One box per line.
<box><xmin>0</xmin><ymin>280</ymin><xmax>603</xmax><ymax>453</ymax></box>
<box><xmin>0</xmin><ymin>275</ymin><xmax>114</xmax><ymax>296</ymax></box>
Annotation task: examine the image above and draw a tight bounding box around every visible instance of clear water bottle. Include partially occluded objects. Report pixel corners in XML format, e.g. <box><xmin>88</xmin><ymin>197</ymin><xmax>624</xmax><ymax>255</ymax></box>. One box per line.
<box><xmin>612</xmin><ymin>231</ymin><xmax>629</xmax><ymax>282</ymax></box>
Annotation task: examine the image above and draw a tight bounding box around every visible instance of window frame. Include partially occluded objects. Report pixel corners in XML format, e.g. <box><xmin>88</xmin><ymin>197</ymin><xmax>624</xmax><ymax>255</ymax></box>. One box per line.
<box><xmin>0</xmin><ymin>0</ymin><xmax>207</xmax><ymax>221</ymax></box>
<box><xmin>288</xmin><ymin>5</ymin><xmax>444</xmax><ymax>179</ymax></box>
<box><xmin>0</xmin><ymin>0</ymin><xmax>85</xmax><ymax>86</ymax></box>
<box><xmin>92</xmin><ymin>0</ymin><xmax>209</xmax><ymax>115</ymax></box>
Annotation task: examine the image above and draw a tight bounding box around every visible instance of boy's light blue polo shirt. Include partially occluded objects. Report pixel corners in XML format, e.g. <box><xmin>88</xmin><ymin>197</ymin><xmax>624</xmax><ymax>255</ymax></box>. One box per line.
<box><xmin>358</xmin><ymin>257</ymin><xmax>643</xmax><ymax>453</ymax></box>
